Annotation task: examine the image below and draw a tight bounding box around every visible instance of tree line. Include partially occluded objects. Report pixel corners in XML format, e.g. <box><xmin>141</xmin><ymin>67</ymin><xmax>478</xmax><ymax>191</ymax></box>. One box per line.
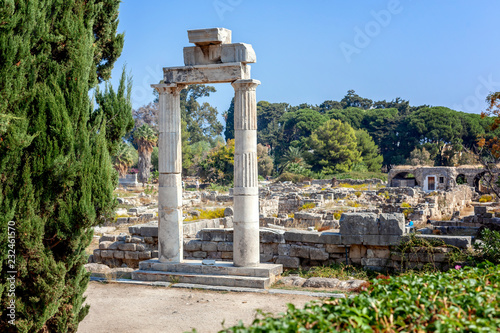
<box><xmin>125</xmin><ymin>87</ymin><xmax>500</xmax><ymax>184</ymax></box>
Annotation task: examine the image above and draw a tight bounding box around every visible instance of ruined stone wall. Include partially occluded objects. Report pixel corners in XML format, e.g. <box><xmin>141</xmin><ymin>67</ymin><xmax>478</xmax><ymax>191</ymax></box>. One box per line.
<box><xmin>91</xmin><ymin>212</ymin><xmax>472</xmax><ymax>271</ymax></box>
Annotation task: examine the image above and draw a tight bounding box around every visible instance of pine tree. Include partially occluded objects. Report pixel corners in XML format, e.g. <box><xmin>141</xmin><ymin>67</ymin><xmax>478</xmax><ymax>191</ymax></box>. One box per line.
<box><xmin>223</xmin><ymin>98</ymin><xmax>235</xmax><ymax>140</ymax></box>
<box><xmin>0</xmin><ymin>1</ymin><xmax>124</xmax><ymax>331</ymax></box>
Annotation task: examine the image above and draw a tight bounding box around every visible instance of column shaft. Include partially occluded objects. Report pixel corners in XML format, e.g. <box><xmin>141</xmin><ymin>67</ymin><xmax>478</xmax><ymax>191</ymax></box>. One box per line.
<box><xmin>232</xmin><ymin>79</ymin><xmax>261</xmax><ymax>267</ymax></box>
<box><xmin>152</xmin><ymin>83</ymin><xmax>185</xmax><ymax>263</ymax></box>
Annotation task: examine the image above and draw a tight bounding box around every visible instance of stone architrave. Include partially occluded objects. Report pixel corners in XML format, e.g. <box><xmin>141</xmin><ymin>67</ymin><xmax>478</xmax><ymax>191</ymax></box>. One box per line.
<box><xmin>232</xmin><ymin>79</ymin><xmax>261</xmax><ymax>267</ymax></box>
<box><xmin>152</xmin><ymin>83</ymin><xmax>186</xmax><ymax>263</ymax></box>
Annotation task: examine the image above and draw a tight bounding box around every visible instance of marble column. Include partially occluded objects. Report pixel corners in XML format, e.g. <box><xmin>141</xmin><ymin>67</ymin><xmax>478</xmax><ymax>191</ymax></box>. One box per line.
<box><xmin>152</xmin><ymin>83</ymin><xmax>185</xmax><ymax>263</ymax></box>
<box><xmin>231</xmin><ymin>79</ymin><xmax>261</xmax><ymax>267</ymax></box>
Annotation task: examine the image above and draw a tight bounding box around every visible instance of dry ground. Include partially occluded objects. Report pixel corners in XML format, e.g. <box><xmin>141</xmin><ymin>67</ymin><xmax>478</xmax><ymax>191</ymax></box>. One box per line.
<box><xmin>78</xmin><ymin>282</ymin><xmax>319</xmax><ymax>333</ymax></box>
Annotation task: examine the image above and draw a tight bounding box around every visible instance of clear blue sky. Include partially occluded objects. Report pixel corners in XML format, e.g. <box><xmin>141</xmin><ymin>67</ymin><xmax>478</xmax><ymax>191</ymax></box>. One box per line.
<box><xmin>108</xmin><ymin>0</ymin><xmax>500</xmax><ymax>117</ymax></box>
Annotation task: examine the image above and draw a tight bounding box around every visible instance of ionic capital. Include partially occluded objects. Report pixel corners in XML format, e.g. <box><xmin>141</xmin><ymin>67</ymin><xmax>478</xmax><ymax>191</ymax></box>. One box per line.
<box><xmin>151</xmin><ymin>83</ymin><xmax>186</xmax><ymax>95</ymax></box>
<box><xmin>231</xmin><ymin>79</ymin><xmax>260</xmax><ymax>91</ymax></box>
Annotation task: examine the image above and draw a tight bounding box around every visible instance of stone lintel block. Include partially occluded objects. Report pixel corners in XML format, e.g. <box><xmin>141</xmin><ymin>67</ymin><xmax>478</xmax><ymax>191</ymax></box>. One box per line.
<box><xmin>201</xmin><ymin>241</ymin><xmax>218</xmax><ymax>252</ymax></box>
<box><xmin>187</xmin><ymin>28</ymin><xmax>231</xmax><ymax>46</ymax></box>
<box><xmin>319</xmin><ymin>232</ymin><xmax>342</xmax><ymax>245</ymax></box>
<box><xmin>217</xmin><ymin>241</ymin><xmax>233</xmax><ymax>252</ymax></box>
<box><xmin>221</xmin><ymin>43</ymin><xmax>256</xmax><ymax>64</ymax></box>
<box><xmin>289</xmin><ymin>245</ymin><xmax>311</xmax><ymax>259</ymax></box>
<box><xmin>163</xmin><ymin>62</ymin><xmax>250</xmax><ymax>85</ymax></box>
<box><xmin>113</xmin><ymin>251</ymin><xmax>125</xmax><ymax>259</ymax></box>
<box><xmin>378</xmin><ymin>213</ymin><xmax>405</xmax><ymax>235</ymax></box>
<box><xmin>363</xmin><ymin>235</ymin><xmax>401</xmax><ymax>246</ymax></box>
<box><xmin>275</xmin><ymin>255</ymin><xmax>300</xmax><ymax>268</ymax></box>
<box><xmin>118</xmin><ymin>243</ymin><xmax>136</xmax><ymax>251</ymax></box>
<box><xmin>183</xmin><ymin>45</ymin><xmax>221</xmax><ymax>66</ymax></box>
<box><xmin>184</xmin><ymin>240</ymin><xmax>203</xmax><ymax>251</ymax></box>
<box><xmin>310</xmin><ymin>248</ymin><xmax>329</xmax><ymax>261</ymax></box>
<box><xmin>340</xmin><ymin>234</ymin><xmax>364</xmax><ymax>245</ymax></box>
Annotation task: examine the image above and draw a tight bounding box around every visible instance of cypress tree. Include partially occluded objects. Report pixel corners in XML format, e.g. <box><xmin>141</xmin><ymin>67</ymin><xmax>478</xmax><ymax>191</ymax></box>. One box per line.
<box><xmin>0</xmin><ymin>0</ymin><xmax>125</xmax><ymax>331</ymax></box>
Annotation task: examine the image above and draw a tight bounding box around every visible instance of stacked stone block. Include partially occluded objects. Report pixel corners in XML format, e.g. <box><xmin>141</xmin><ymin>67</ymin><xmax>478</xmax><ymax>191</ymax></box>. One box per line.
<box><xmin>92</xmin><ymin>234</ymin><xmax>158</xmax><ymax>268</ymax></box>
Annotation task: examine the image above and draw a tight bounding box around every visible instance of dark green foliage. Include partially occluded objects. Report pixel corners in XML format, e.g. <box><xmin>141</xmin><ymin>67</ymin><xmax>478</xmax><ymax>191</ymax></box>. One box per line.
<box><xmin>304</xmin><ymin>119</ymin><xmax>360</xmax><ymax>174</ymax></box>
<box><xmin>256</xmin><ymin>101</ymin><xmax>289</xmax><ymax>155</ymax></box>
<box><xmin>223</xmin><ymin>263</ymin><xmax>500</xmax><ymax>332</ymax></box>
<box><xmin>223</xmin><ymin>98</ymin><xmax>234</xmax><ymax>140</ymax></box>
<box><xmin>354</xmin><ymin>129</ymin><xmax>383</xmax><ymax>172</ymax></box>
<box><xmin>199</xmin><ymin>139</ymin><xmax>234</xmax><ymax>185</ymax></box>
<box><xmin>474</xmin><ymin>229</ymin><xmax>500</xmax><ymax>264</ymax></box>
<box><xmin>181</xmin><ymin>84</ymin><xmax>222</xmax><ymax>146</ymax></box>
<box><xmin>92</xmin><ymin>66</ymin><xmax>134</xmax><ymax>156</ymax></box>
<box><xmin>0</xmin><ymin>0</ymin><xmax>124</xmax><ymax>331</ymax></box>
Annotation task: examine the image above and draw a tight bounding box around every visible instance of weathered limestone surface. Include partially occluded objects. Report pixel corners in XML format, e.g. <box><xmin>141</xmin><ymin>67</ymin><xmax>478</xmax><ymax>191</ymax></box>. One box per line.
<box><xmin>153</xmin><ymin>84</ymin><xmax>185</xmax><ymax>263</ymax></box>
<box><xmin>163</xmin><ymin>62</ymin><xmax>250</xmax><ymax>85</ymax></box>
<box><xmin>183</xmin><ymin>43</ymin><xmax>256</xmax><ymax>66</ymax></box>
<box><xmin>187</xmin><ymin>28</ymin><xmax>232</xmax><ymax>46</ymax></box>
<box><xmin>232</xmin><ymin>78</ymin><xmax>261</xmax><ymax>267</ymax></box>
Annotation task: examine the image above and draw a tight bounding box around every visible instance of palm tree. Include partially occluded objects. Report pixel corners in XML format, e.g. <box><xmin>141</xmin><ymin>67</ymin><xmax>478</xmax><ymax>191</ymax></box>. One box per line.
<box><xmin>133</xmin><ymin>124</ymin><xmax>157</xmax><ymax>185</ymax></box>
<box><xmin>278</xmin><ymin>146</ymin><xmax>305</xmax><ymax>173</ymax></box>
<box><xmin>113</xmin><ymin>142</ymin><xmax>135</xmax><ymax>177</ymax></box>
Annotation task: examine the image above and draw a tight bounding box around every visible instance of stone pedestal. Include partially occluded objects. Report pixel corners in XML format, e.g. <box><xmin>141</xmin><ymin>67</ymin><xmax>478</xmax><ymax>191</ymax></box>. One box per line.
<box><xmin>152</xmin><ymin>83</ymin><xmax>185</xmax><ymax>263</ymax></box>
<box><xmin>232</xmin><ymin>79</ymin><xmax>261</xmax><ymax>267</ymax></box>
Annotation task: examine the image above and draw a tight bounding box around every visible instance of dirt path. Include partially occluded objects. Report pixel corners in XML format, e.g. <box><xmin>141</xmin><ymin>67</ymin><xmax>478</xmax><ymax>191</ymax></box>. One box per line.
<box><xmin>78</xmin><ymin>282</ymin><xmax>320</xmax><ymax>333</ymax></box>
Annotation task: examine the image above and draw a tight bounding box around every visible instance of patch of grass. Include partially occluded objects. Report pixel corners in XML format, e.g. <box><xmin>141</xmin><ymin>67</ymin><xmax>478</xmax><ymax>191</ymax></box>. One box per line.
<box><xmin>332</xmin><ymin>171</ymin><xmax>388</xmax><ymax>182</ymax></box>
<box><xmin>184</xmin><ymin>208</ymin><xmax>225</xmax><ymax>221</ymax></box>
<box><xmin>275</xmin><ymin>172</ymin><xmax>312</xmax><ymax>183</ymax></box>
<box><xmin>298</xmin><ymin>202</ymin><xmax>316</xmax><ymax>211</ymax></box>
<box><xmin>284</xmin><ymin>263</ymin><xmax>376</xmax><ymax>281</ymax></box>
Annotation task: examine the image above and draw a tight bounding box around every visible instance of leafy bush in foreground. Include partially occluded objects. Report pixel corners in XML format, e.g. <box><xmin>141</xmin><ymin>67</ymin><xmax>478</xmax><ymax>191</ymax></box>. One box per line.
<box><xmin>223</xmin><ymin>263</ymin><xmax>500</xmax><ymax>332</ymax></box>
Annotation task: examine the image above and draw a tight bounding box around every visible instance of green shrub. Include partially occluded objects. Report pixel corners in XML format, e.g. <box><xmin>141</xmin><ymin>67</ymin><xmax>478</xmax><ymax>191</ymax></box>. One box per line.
<box><xmin>354</xmin><ymin>191</ymin><xmax>362</xmax><ymax>197</ymax></box>
<box><xmin>474</xmin><ymin>229</ymin><xmax>500</xmax><ymax>264</ymax></box>
<box><xmin>298</xmin><ymin>203</ymin><xmax>316</xmax><ymax>211</ymax></box>
<box><xmin>333</xmin><ymin>210</ymin><xmax>343</xmax><ymax>220</ymax></box>
<box><xmin>223</xmin><ymin>263</ymin><xmax>500</xmax><ymax>332</ymax></box>
<box><xmin>275</xmin><ymin>172</ymin><xmax>311</xmax><ymax>183</ymax></box>
<box><xmin>479</xmin><ymin>194</ymin><xmax>493</xmax><ymax>203</ymax></box>
<box><xmin>400</xmin><ymin>202</ymin><xmax>411</xmax><ymax>208</ymax></box>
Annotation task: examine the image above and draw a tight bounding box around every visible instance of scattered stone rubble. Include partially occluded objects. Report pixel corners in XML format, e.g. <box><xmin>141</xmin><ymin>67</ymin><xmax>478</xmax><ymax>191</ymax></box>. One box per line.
<box><xmin>94</xmin><ymin>178</ymin><xmax>482</xmax><ymax>275</ymax></box>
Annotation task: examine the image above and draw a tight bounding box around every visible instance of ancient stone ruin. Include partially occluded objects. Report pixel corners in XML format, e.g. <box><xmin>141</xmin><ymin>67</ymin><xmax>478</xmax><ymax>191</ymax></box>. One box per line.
<box><xmin>133</xmin><ymin>27</ymin><xmax>282</xmax><ymax>287</ymax></box>
<box><xmin>88</xmin><ymin>29</ymin><xmax>500</xmax><ymax>289</ymax></box>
